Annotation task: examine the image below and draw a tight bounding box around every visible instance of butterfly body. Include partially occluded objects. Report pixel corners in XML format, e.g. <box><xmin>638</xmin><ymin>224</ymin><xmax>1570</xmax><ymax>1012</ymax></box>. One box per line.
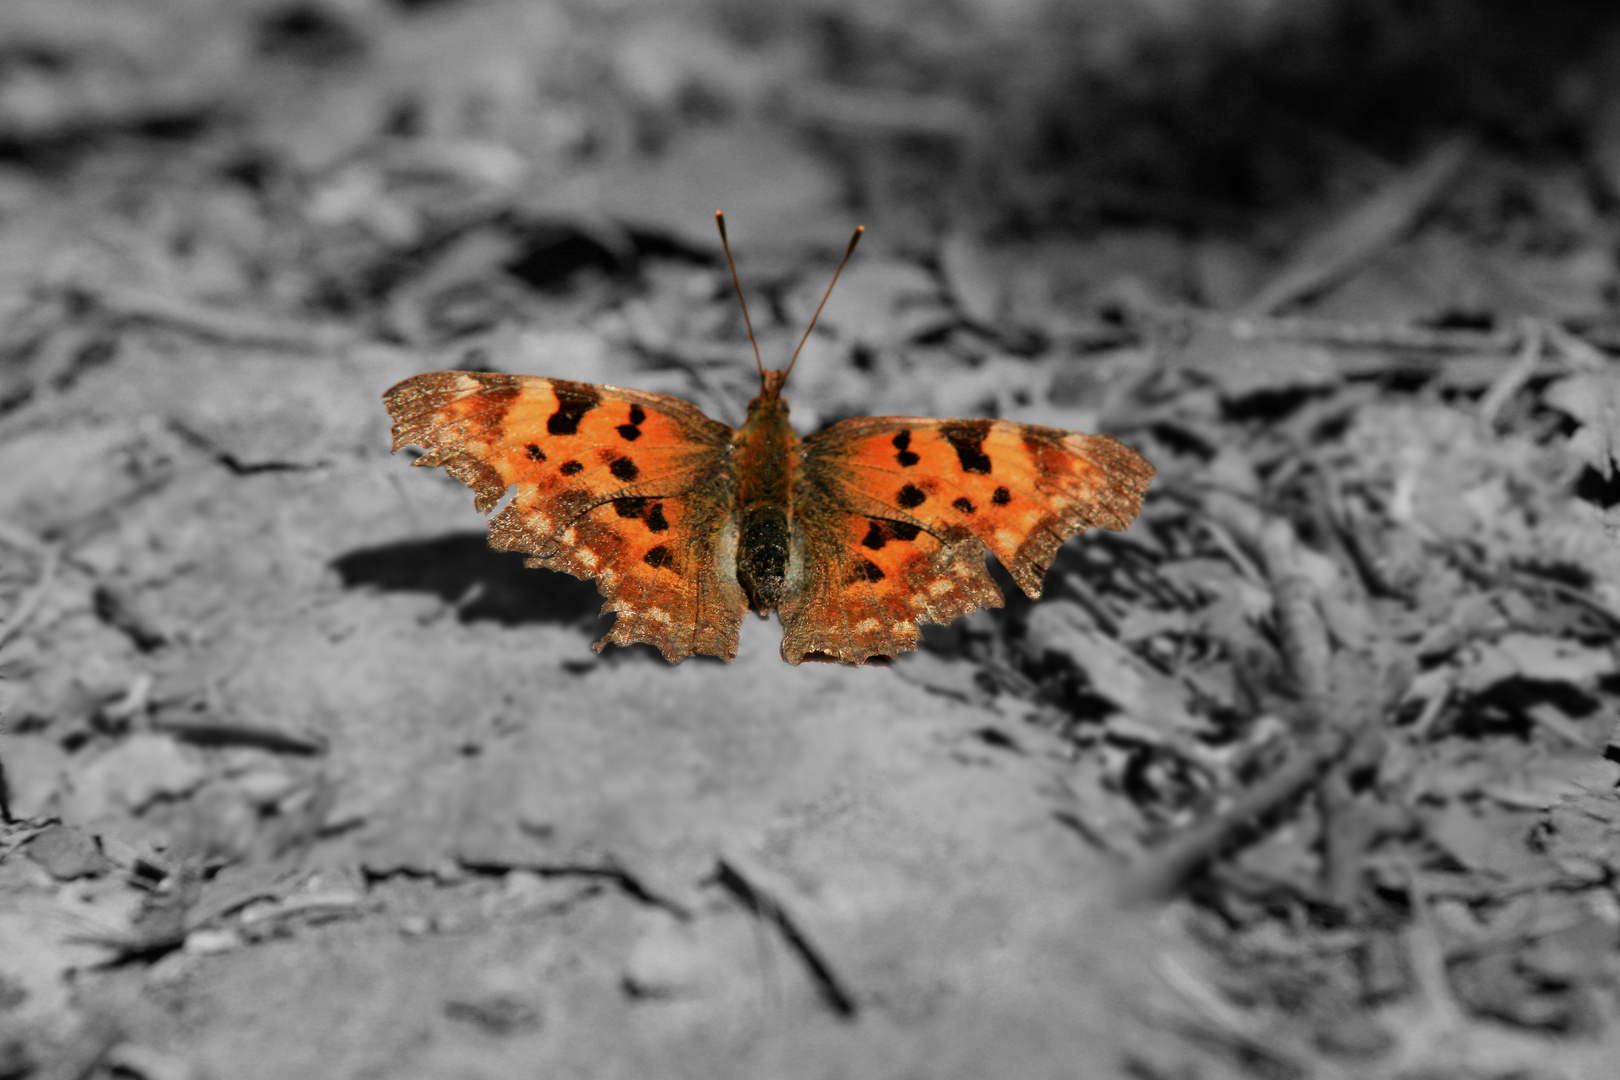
<box><xmin>731</xmin><ymin>372</ymin><xmax>798</xmax><ymax>611</ymax></box>
<box><xmin>384</xmin><ymin>367</ymin><xmax>1154</xmax><ymax>665</ymax></box>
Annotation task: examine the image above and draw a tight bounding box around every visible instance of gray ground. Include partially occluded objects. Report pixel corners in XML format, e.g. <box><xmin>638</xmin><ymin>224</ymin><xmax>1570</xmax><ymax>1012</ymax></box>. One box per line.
<box><xmin>3</xmin><ymin>2</ymin><xmax>1620</xmax><ymax>1078</ymax></box>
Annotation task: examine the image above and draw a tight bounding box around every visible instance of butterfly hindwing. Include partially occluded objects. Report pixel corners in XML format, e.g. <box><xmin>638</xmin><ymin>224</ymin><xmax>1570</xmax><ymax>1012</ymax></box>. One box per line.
<box><xmin>779</xmin><ymin>416</ymin><xmax>1155</xmax><ymax>664</ymax></box>
<box><xmin>777</xmin><ymin>489</ymin><xmax>1001</xmax><ymax>664</ymax></box>
<box><xmin>384</xmin><ymin>370</ymin><xmax>749</xmax><ymax>661</ymax></box>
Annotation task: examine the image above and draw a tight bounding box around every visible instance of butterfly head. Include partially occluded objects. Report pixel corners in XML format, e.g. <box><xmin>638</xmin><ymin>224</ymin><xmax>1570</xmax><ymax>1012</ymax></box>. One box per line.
<box><xmin>757</xmin><ymin>367</ymin><xmax>790</xmax><ymax>403</ymax></box>
<box><xmin>714</xmin><ymin>211</ymin><xmax>864</xmax><ymax>406</ymax></box>
<box><xmin>741</xmin><ymin>369</ymin><xmax>792</xmax><ymax>433</ymax></box>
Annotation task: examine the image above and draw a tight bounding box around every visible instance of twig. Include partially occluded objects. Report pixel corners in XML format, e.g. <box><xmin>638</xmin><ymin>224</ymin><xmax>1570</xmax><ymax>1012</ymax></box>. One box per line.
<box><xmin>1408</xmin><ymin>672</ymin><xmax>1454</xmax><ymax>741</ymax></box>
<box><xmin>1153</xmin><ymin>952</ymin><xmax>1355</xmax><ymax>1080</ymax></box>
<box><xmin>1241</xmin><ymin>136</ymin><xmax>1472</xmax><ymax>316</ymax></box>
<box><xmin>4</xmin><ymin>542</ymin><xmax>59</xmax><ymax>804</ymax></box>
<box><xmin>101</xmin><ymin>673</ymin><xmax>155</xmax><ymax>726</ymax></box>
<box><xmin>1505</xmin><ymin>567</ymin><xmax>1620</xmax><ymax>632</ymax></box>
<box><xmin>1058</xmin><ymin>570</ymin><xmax>1121</xmax><ymax>637</ymax></box>
<box><xmin>1444</xmin><ymin>538</ymin><xmax>1620</xmax><ymax>631</ymax></box>
<box><xmin>1261</xmin><ymin>520</ymin><xmax>1331</xmax><ymax>722</ymax></box>
<box><xmin>1193</xmin><ymin>514</ymin><xmax>1267</xmax><ymax>586</ymax></box>
<box><xmin>1119</xmin><ymin>519</ymin><xmax>1348</xmax><ymax>904</ymax></box>
<box><xmin>102</xmin><ymin>1043</ymin><xmax>199</xmax><ymax>1080</ymax></box>
<box><xmin>238</xmin><ymin>890</ymin><xmax>366</xmax><ymax>928</ymax></box>
<box><xmin>1051</xmin><ymin>808</ymin><xmax>1135</xmax><ymax>862</ymax></box>
<box><xmin>1316</xmin><ymin>766</ymin><xmax>1361</xmax><ymax>908</ymax></box>
<box><xmin>72</xmin><ymin>863</ymin><xmax>203</xmax><ymax>963</ymax></box>
<box><xmin>185</xmin><ymin>879</ymin><xmax>299</xmax><ymax>932</ymax></box>
<box><xmin>67</xmin><ymin>283</ymin><xmax>347</xmax><ymax>353</ymax></box>
<box><xmin>1225</xmin><ymin>313</ymin><xmax>1517</xmax><ymax>354</ymax></box>
<box><xmin>1315</xmin><ymin>720</ymin><xmax>1389</xmax><ymax>914</ymax></box>
<box><xmin>1477</xmin><ymin>317</ymin><xmax>1542</xmax><ymax>430</ymax></box>
<box><xmin>149</xmin><ymin>718</ymin><xmax>327</xmax><ymax>756</ymax></box>
<box><xmin>0</xmin><ymin>518</ymin><xmax>49</xmax><ymax>554</ymax></box>
<box><xmin>714</xmin><ymin>858</ymin><xmax>858</xmax><ymax>1019</ymax></box>
<box><xmin>92</xmin><ymin>583</ymin><xmax>168</xmax><ymax>651</ymax></box>
<box><xmin>0</xmin><ymin>536</ymin><xmax>59</xmax><ymax>655</ymax></box>
<box><xmin>1119</xmin><ymin>725</ymin><xmax>1356</xmax><ymax>905</ymax></box>
<box><xmin>1391</xmin><ymin>858</ymin><xmax>1466</xmax><ymax>1059</ymax></box>
<box><xmin>1541</xmin><ymin>319</ymin><xmax>1610</xmax><ymax>372</ymax></box>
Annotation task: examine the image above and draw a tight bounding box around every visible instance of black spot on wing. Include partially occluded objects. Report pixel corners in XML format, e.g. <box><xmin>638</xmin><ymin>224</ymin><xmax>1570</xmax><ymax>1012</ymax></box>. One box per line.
<box><xmin>610</xmin><ymin>457</ymin><xmax>639</xmax><ymax>482</ymax></box>
<box><xmin>852</xmin><ymin>558</ymin><xmax>885</xmax><ymax>583</ymax></box>
<box><xmin>644</xmin><ymin>545</ymin><xmax>673</xmax><ymax>569</ymax></box>
<box><xmin>952</xmin><ymin>497</ymin><xmax>975</xmax><ymax>514</ymax></box>
<box><xmin>560</xmin><ymin>460</ymin><xmax>584</xmax><ymax>476</ymax></box>
<box><xmin>615</xmin><ymin>497</ymin><xmax>670</xmax><ymax>533</ymax></box>
<box><xmin>898</xmin><ymin>484</ymin><xmax>927</xmax><ymax>509</ymax></box>
<box><xmin>525</xmin><ymin>443</ymin><xmax>546</xmax><ymax>462</ymax></box>
<box><xmin>617</xmin><ymin>404</ymin><xmax>643</xmax><ymax>441</ymax></box>
<box><xmin>862</xmin><ymin>519</ymin><xmax>921</xmax><ymax>551</ymax></box>
<box><xmin>992</xmin><ymin>486</ymin><xmax>1011</xmax><ymax>505</ymax></box>
<box><xmin>941</xmin><ymin>420</ymin><xmax>993</xmax><ymax>475</ymax></box>
<box><xmin>547</xmin><ymin>381</ymin><xmax>600</xmax><ymax>436</ymax></box>
<box><xmin>892</xmin><ymin>430</ymin><xmax>919</xmax><ymax>467</ymax></box>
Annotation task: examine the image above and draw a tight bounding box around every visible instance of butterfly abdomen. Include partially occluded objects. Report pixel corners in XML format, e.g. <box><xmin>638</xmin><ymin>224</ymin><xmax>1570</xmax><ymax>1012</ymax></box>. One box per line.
<box><xmin>731</xmin><ymin>394</ymin><xmax>800</xmax><ymax>612</ymax></box>
<box><xmin>737</xmin><ymin>505</ymin><xmax>791</xmax><ymax>610</ymax></box>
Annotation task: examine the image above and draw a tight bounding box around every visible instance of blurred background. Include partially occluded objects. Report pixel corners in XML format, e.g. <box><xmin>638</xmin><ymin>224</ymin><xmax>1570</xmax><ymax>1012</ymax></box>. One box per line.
<box><xmin>3</xmin><ymin>0</ymin><xmax>1620</xmax><ymax>344</ymax></box>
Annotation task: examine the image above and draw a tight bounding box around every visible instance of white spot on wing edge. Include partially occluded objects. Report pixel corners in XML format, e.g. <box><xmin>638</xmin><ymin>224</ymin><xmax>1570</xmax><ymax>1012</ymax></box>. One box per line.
<box><xmin>645</xmin><ymin>606</ymin><xmax>672</xmax><ymax>625</ymax></box>
<box><xmin>853</xmin><ymin>617</ymin><xmax>880</xmax><ymax>634</ymax></box>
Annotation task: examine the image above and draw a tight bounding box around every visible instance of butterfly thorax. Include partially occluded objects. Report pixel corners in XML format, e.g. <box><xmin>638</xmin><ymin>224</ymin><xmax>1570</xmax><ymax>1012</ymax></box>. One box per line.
<box><xmin>731</xmin><ymin>388</ymin><xmax>799</xmax><ymax>612</ymax></box>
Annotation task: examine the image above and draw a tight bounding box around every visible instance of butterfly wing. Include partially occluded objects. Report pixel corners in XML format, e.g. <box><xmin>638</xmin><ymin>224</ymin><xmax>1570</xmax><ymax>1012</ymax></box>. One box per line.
<box><xmin>780</xmin><ymin>416</ymin><xmax>1154</xmax><ymax>664</ymax></box>
<box><xmin>385</xmin><ymin>370</ymin><xmax>748</xmax><ymax>662</ymax></box>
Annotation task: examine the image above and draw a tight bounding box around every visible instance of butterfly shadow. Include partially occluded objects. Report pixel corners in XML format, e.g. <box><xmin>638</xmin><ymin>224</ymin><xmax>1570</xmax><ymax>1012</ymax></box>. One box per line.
<box><xmin>331</xmin><ymin>532</ymin><xmax>610</xmax><ymax>634</ymax></box>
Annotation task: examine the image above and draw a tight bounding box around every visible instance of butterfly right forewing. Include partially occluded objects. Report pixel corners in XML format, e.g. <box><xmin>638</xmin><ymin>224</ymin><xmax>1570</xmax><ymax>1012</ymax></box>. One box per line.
<box><xmin>778</xmin><ymin>414</ymin><xmax>1153</xmax><ymax>665</ymax></box>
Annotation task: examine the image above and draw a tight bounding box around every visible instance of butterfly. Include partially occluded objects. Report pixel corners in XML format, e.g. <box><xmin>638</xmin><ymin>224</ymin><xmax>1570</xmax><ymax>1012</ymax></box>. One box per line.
<box><xmin>384</xmin><ymin>213</ymin><xmax>1155</xmax><ymax>665</ymax></box>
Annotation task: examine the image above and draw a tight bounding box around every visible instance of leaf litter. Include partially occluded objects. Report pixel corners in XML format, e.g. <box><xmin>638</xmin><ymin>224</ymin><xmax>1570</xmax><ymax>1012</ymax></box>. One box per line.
<box><xmin>1</xmin><ymin>2</ymin><xmax>1619</xmax><ymax>1079</ymax></box>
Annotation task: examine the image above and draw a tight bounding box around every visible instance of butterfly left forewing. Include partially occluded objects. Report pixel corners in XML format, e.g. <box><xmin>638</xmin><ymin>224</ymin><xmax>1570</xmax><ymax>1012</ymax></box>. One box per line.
<box><xmin>779</xmin><ymin>415</ymin><xmax>1153</xmax><ymax>664</ymax></box>
<box><xmin>384</xmin><ymin>370</ymin><xmax>749</xmax><ymax>661</ymax></box>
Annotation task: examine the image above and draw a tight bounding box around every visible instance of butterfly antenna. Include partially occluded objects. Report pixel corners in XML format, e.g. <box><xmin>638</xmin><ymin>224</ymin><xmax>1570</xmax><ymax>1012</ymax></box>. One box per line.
<box><xmin>715</xmin><ymin>211</ymin><xmax>766</xmax><ymax>383</ymax></box>
<box><xmin>783</xmin><ymin>225</ymin><xmax>864</xmax><ymax>383</ymax></box>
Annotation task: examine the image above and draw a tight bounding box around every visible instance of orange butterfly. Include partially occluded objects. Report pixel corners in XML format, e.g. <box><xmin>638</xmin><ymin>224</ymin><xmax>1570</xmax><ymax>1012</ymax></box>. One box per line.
<box><xmin>384</xmin><ymin>214</ymin><xmax>1154</xmax><ymax>664</ymax></box>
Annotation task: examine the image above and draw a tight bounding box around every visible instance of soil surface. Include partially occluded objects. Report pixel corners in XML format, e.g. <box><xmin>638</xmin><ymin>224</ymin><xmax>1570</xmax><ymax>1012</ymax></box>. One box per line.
<box><xmin>3</xmin><ymin>3</ymin><xmax>1620</xmax><ymax>1079</ymax></box>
